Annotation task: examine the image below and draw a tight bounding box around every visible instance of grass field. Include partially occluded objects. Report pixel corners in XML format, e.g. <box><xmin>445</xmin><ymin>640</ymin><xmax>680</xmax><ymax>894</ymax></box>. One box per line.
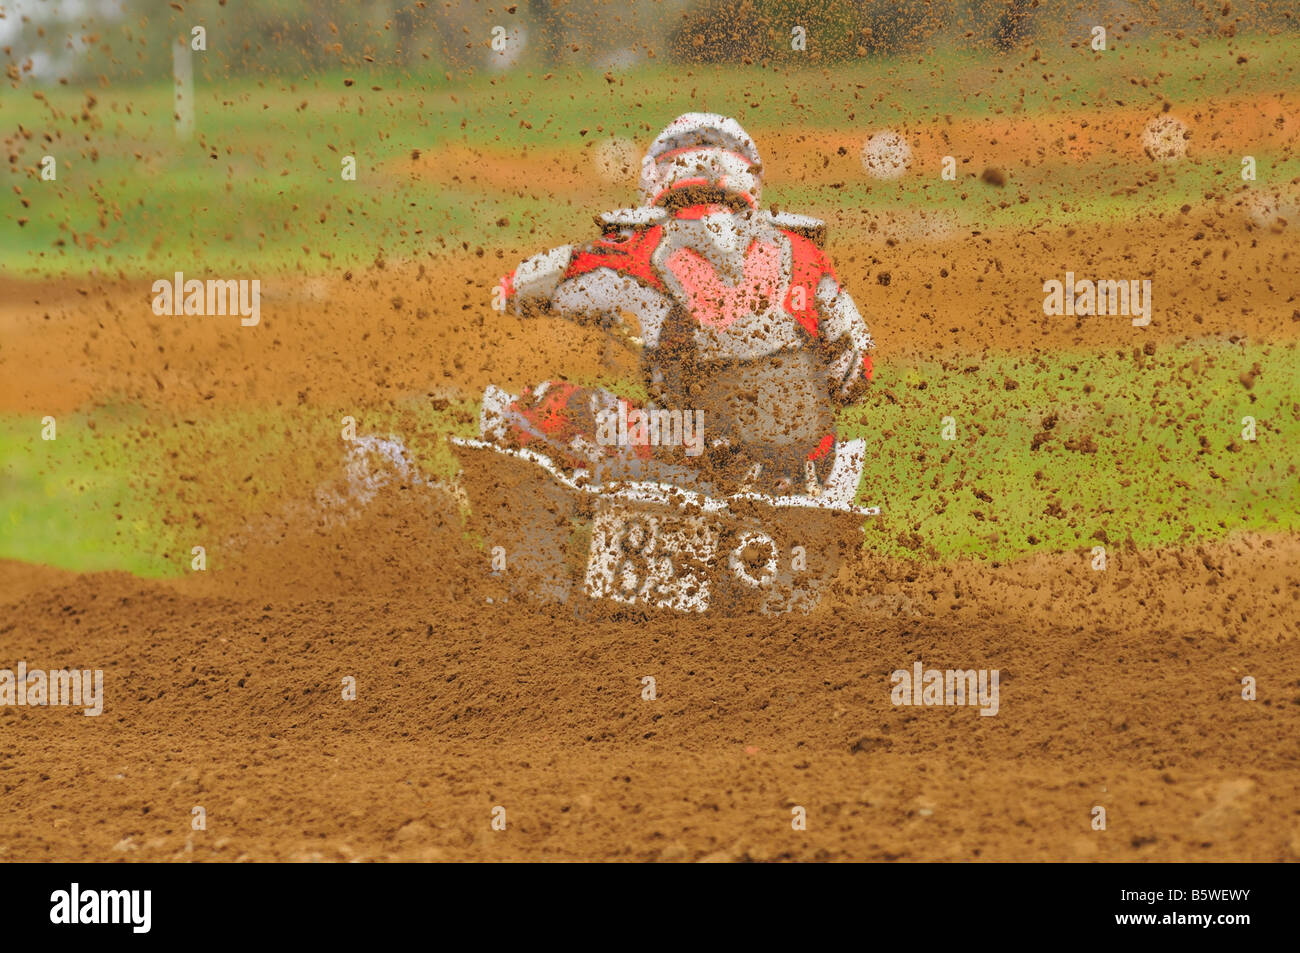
<box><xmin>3</xmin><ymin>337</ymin><xmax>1293</xmax><ymax>574</ymax></box>
<box><xmin>3</xmin><ymin>33</ymin><xmax>1296</xmax><ymax>276</ymax></box>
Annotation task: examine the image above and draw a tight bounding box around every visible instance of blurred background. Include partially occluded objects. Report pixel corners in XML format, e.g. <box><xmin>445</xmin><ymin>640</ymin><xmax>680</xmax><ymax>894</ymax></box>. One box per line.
<box><xmin>3</xmin><ymin>0</ymin><xmax>1296</xmax><ymax>278</ymax></box>
<box><xmin>4</xmin><ymin>0</ymin><xmax>1297</xmax><ymax>81</ymax></box>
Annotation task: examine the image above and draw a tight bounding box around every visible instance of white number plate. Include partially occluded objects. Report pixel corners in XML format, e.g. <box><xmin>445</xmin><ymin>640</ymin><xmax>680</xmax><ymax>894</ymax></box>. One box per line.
<box><xmin>584</xmin><ymin>506</ymin><xmax>721</xmax><ymax>613</ymax></box>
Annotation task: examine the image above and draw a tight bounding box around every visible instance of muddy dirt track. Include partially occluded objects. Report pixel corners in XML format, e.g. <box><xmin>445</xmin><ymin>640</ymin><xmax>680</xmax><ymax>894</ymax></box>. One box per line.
<box><xmin>2</xmin><ymin>493</ymin><xmax>1298</xmax><ymax>861</ymax></box>
<box><xmin>2</xmin><ymin>212</ymin><xmax>1298</xmax><ymax>416</ymax></box>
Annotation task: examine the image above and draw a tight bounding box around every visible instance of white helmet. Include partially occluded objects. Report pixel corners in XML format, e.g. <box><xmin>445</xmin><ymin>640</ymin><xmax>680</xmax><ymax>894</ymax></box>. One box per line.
<box><xmin>639</xmin><ymin>113</ymin><xmax>762</xmax><ymax>209</ymax></box>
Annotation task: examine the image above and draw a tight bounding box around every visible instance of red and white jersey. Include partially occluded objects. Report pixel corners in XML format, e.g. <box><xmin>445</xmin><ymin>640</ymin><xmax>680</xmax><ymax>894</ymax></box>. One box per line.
<box><xmin>499</xmin><ymin>205</ymin><xmax>875</xmax><ymax>475</ymax></box>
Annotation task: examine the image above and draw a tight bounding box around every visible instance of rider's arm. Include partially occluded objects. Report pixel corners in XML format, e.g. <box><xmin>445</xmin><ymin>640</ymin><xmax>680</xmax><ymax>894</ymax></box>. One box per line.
<box><xmin>499</xmin><ymin>244</ymin><xmax>630</xmax><ymax>327</ymax></box>
<box><xmin>498</xmin><ymin>245</ymin><xmax>574</xmax><ymax>318</ymax></box>
<box><xmin>816</xmin><ymin>274</ymin><xmax>876</xmax><ymax>406</ymax></box>
<box><xmin>499</xmin><ymin>240</ymin><xmax>672</xmax><ymax>348</ymax></box>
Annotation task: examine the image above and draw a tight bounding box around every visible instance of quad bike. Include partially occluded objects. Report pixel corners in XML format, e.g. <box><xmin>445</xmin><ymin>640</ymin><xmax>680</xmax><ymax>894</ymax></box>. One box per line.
<box><xmin>451</xmin><ymin>395</ymin><xmax>879</xmax><ymax>615</ymax></box>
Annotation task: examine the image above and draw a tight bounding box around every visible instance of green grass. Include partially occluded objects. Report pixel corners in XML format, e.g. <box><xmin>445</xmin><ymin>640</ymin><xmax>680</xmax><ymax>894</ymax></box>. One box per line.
<box><xmin>0</xmin><ymin>405</ymin><xmax>173</xmax><ymax>575</ymax></box>
<box><xmin>3</xmin><ymin>32</ymin><xmax>1296</xmax><ymax>277</ymax></box>
<box><xmin>849</xmin><ymin>340</ymin><xmax>1298</xmax><ymax>561</ymax></box>
<box><xmin>0</xmin><ymin>399</ymin><xmax>475</xmax><ymax>576</ymax></box>
<box><xmin>3</xmin><ymin>341</ymin><xmax>1294</xmax><ymax>575</ymax></box>
<box><xmin>778</xmin><ymin>153</ymin><xmax>1300</xmax><ymax>232</ymax></box>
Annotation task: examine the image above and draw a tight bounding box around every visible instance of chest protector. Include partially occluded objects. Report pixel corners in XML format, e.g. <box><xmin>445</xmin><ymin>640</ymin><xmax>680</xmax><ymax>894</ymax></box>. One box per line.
<box><xmin>564</xmin><ymin>208</ymin><xmax>839</xmax><ymax>481</ymax></box>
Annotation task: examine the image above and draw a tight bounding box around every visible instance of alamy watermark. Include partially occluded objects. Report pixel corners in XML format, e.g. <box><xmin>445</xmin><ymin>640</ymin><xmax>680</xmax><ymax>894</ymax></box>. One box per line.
<box><xmin>594</xmin><ymin>400</ymin><xmax>704</xmax><ymax>457</ymax></box>
<box><xmin>50</xmin><ymin>883</ymin><xmax>150</xmax><ymax>933</ymax></box>
<box><xmin>1043</xmin><ymin>272</ymin><xmax>1151</xmax><ymax>327</ymax></box>
<box><xmin>891</xmin><ymin>661</ymin><xmax>1000</xmax><ymax>716</ymax></box>
<box><xmin>151</xmin><ymin>272</ymin><xmax>261</xmax><ymax>326</ymax></box>
<box><xmin>0</xmin><ymin>662</ymin><xmax>103</xmax><ymax>716</ymax></box>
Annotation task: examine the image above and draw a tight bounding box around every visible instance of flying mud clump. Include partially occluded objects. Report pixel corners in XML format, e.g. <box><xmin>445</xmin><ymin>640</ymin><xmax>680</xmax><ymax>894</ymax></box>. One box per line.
<box><xmin>861</xmin><ymin>130</ymin><xmax>912</xmax><ymax>180</ymax></box>
<box><xmin>1141</xmin><ymin>115</ymin><xmax>1190</xmax><ymax>162</ymax></box>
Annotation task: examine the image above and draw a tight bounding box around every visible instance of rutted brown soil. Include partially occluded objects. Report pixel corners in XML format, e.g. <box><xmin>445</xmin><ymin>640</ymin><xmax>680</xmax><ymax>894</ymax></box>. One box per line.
<box><xmin>0</xmin><ymin>211</ymin><xmax>1295</xmax><ymax>416</ymax></box>
<box><xmin>403</xmin><ymin>92</ymin><xmax>1298</xmax><ymax>192</ymax></box>
<box><xmin>1</xmin><ymin>514</ymin><xmax>1296</xmax><ymax>861</ymax></box>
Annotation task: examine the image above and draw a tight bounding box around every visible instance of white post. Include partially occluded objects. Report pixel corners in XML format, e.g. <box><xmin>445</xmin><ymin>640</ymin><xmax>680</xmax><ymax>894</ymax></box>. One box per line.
<box><xmin>173</xmin><ymin>38</ymin><xmax>193</xmax><ymax>140</ymax></box>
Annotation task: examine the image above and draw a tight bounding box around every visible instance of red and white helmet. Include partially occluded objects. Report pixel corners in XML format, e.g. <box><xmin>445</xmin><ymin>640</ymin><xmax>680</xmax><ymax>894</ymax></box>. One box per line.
<box><xmin>639</xmin><ymin>113</ymin><xmax>762</xmax><ymax>209</ymax></box>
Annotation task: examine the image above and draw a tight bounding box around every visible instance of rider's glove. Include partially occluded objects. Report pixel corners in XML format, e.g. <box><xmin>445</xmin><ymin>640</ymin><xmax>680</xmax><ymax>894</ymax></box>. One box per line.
<box><xmin>816</xmin><ymin>276</ymin><xmax>875</xmax><ymax>406</ymax></box>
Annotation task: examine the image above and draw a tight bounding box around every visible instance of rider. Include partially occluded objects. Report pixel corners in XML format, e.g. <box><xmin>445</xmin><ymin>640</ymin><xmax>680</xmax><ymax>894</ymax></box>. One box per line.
<box><xmin>486</xmin><ymin>112</ymin><xmax>876</xmax><ymax>495</ymax></box>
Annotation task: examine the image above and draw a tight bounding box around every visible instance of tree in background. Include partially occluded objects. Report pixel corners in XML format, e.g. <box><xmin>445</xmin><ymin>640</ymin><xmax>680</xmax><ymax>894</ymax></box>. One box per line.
<box><xmin>2</xmin><ymin>0</ymin><xmax>1294</xmax><ymax>86</ymax></box>
<box><xmin>991</xmin><ymin>0</ymin><xmax>1037</xmax><ymax>51</ymax></box>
